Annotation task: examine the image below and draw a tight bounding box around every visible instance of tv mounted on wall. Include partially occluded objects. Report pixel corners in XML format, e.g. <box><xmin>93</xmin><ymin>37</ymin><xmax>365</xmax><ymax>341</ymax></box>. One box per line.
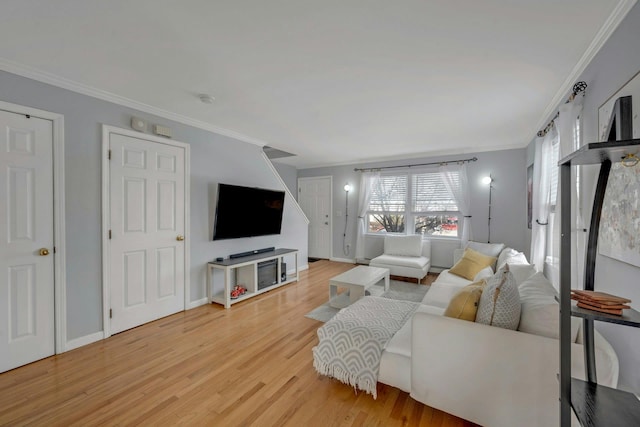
<box><xmin>213</xmin><ymin>183</ymin><xmax>285</xmax><ymax>240</ymax></box>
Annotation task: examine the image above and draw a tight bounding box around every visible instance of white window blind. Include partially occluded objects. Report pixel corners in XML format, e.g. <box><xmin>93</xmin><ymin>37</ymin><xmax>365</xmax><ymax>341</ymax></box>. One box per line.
<box><xmin>412</xmin><ymin>172</ymin><xmax>459</xmax><ymax>212</ymax></box>
<box><xmin>369</xmin><ymin>175</ymin><xmax>407</xmax><ymax>212</ymax></box>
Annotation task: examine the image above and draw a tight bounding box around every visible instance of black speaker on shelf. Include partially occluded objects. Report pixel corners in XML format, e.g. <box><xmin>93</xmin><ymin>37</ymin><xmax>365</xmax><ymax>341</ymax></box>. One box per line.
<box><xmin>281</xmin><ymin>263</ymin><xmax>287</xmax><ymax>281</ymax></box>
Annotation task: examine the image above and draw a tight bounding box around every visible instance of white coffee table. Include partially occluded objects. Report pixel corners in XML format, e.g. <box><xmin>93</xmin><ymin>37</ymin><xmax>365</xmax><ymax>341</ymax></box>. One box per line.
<box><xmin>328</xmin><ymin>265</ymin><xmax>390</xmax><ymax>309</ymax></box>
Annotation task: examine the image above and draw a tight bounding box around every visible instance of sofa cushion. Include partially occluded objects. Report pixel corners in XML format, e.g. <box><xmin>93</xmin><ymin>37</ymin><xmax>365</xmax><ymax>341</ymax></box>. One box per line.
<box><xmin>443</xmin><ymin>280</ymin><xmax>487</xmax><ymax>321</ymax></box>
<box><xmin>421</xmin><ymin>273</ymin><xmax>468</xmax><ymax>308</ymax></box>
<box><xmin>384</xmin><ymin>304</ymin><xmax>445</xmax><ymax>359</ymax></box>
<box><xmin>505</xmin><ymin>263</ymin><xmax>537</xmax><ymax>286</ymax></box>
<box><xmin>518</xmin><ymin>272</ymin><xmax>580</xmax><ymax>342</ymax></box>
<box><xmin>476</xmin><ymin>266</ymin><xmax>520</xmax><ymax>330</ymax></box>
<box><xmin>466</xmin><ymin>241</ymin><xmax>505</xmax><ymax>259</ymax></box>
<box><xmin>370</xmin><ymin>254</ymin><xmax>429</xmax><ymax>269</ymax></box>
<box><xmin>384</xmin><ymin>234</ymin><xmax>422</xmax><ymax>257</ymax></box>
<box><xmin>473</xmin><ymin>266</ymin><xmax>494</xmax><ymax>282</ymax></box>
<box><xmin>497</xmin><ymin>247</ymin><xmax>528</xmax><ymax>269</ymax></box>
<box><xmin>449</xmin><ymin>248</ymin><xmax>497</xmax><ymax>281</ymax></box>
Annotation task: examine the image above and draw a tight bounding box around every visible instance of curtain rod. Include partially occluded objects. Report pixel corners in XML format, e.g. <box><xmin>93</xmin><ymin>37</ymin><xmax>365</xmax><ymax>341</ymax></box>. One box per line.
<box><xmin>537</xmin><ymin>81</ymin><xmax>587</xmax><ymax>137</ymax></box>
<box><xmin>354</xmin><ymin>156</ymin><xmax>477</xmax><ymax>172</ymax></box>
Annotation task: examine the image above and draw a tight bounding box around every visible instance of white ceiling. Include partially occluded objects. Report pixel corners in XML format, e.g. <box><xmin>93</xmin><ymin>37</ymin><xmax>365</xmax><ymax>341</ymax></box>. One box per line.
<box><xmin>0</xmin><ymin>0</ymin><xmax>633</xmax><ymax>168</ymax></box>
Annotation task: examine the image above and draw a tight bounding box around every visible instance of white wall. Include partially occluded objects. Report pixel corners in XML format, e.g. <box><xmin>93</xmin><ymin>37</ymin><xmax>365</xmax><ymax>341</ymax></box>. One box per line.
<box><xmin>295</xmin><ymin>147</ymin><xmax>528</xmax><ymax>268</ymax></box>
<box><xmin>525</xmin><ymin>2</ymin><xmax>640</xmax><ymax>393</ymax></box>
<box><xmin>0</xmin><ymin>70</ymin><xmax>308</xmax><ymax>346</ymax></box>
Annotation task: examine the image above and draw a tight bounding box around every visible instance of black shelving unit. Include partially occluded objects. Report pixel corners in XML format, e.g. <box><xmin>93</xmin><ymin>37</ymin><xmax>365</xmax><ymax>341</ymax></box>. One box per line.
<box><xmin>559</xmin><ymin>139</ymin><xmax>640</xmax><ymax>426</ymax></box>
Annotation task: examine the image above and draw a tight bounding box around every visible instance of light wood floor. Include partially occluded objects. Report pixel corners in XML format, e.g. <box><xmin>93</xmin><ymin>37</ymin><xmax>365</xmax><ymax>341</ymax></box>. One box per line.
<box><xmin>0</xmin><ymin>260</ymin><xmax>479</xmax><ymax>427</ymax></box>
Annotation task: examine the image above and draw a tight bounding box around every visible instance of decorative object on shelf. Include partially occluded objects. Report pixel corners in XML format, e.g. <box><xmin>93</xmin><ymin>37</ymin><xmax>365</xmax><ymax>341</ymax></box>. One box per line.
<box><xmin>571</xmin><ymin>290</ymin><xmax>632</xmax><ymax>316</ymax></box>
<box><xmin>598</xmin><ymin>70</ymin><xmax>639</xmax><ymax>142</ymax></box>
<box><xmin>621</xmin><ymin>153</ymin><xmax>640</xmax><ymax>167</ymax></box>
<box><xmin>230</xmin><ymin>285</ymin><xmax>247</xmax><ymax>299</ymax></box>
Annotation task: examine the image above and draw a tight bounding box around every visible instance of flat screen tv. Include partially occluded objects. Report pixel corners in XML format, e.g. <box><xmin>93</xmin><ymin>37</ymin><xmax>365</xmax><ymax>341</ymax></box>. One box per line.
<box><xmin>213</xmin><ymin>183</ymin><xmax>285</xmax><ymax>240</ymax></box>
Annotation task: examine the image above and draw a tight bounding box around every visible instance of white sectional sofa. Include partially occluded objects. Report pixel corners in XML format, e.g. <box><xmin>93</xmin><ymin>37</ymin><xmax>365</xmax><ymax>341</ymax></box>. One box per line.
<box><xmin>375</xmin><ymin>246</ymin><xmax>619</xmax><ymax>427</ymax></box>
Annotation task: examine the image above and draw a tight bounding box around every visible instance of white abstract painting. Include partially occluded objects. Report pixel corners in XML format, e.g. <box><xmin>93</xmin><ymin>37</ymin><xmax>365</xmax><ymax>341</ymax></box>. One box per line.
<box><xmin>599</xmin><ymin>161</ymin><xmax>640</xmax><ymax>267</ymax></box>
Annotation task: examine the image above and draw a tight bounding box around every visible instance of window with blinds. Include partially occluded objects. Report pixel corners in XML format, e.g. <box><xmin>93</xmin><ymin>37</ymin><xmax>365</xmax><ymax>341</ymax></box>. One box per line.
<box><xmin>366</xmin><ymin>171</ymin><xmax>460</xmax><ymax>237</ymax></box>
<box><xmin>412</xmin><ymin>172</ymin><xmax>459</xmax><ymax>212</ymax></box>
<box><xmin>369</xmin><ymin>175</ymin><xmax>407</xmax><ymax>212</ymax></box>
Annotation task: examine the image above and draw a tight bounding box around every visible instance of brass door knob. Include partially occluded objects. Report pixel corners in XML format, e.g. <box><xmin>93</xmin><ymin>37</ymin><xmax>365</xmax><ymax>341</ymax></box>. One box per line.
<box><xmin>176</xmin><ymin>235</ymin><xmax>185</xmax><ymax>241</ymax></box>
<box><xmin>39</xmin><ymin>248</ymin><xmax>50</xmax><ymax>256</ymax></box>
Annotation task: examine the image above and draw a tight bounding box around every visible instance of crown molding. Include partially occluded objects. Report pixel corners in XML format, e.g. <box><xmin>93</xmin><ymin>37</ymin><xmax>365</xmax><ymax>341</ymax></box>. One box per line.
<box><xmin>0</xmin><ymin>58</ymin><xmax>269</xmax><ymax>148</ymax></box>
<box><xmin>535</xmin><ymin>0</ymin><xmax>638</xmax><ymax>133</ymax></box>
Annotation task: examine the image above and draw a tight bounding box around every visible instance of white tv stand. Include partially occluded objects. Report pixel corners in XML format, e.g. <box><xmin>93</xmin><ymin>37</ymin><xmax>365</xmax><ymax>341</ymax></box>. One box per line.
<box><xmin>206</xmin><ymin>248</ymin><xmax>298</xmax><ymax>308</ymax></box>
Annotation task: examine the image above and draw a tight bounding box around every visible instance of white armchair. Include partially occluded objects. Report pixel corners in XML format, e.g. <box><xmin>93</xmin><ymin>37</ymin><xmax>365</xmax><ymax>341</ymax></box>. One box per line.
<box><xmin>369</xmin><ymin>235</ymin><xmax>431</xmax><ymax>283</ymax></box>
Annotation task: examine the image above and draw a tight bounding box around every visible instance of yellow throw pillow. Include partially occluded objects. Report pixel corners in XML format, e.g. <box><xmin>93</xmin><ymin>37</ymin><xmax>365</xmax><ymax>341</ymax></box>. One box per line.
<box><xmin>449</xmin><ymin>248</ymin><xmax>497</xmax><ymax>281</ymax></box>
<box><xmin>444</xmin><ymin>280</ymin><xmax>487</xmax><ymax>321</ymax></box>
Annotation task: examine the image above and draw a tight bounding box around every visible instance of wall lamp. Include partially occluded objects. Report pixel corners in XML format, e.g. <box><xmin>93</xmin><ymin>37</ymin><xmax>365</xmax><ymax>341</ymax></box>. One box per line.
<box><xmin>483</xmin><ymin>175</ymin><xmax>494</xmax><ymax>243</ymax></box>
<box><xmin>343</xmin><ymin>183</ymin><xmax>352</xmax><ymax>255</ymax></box>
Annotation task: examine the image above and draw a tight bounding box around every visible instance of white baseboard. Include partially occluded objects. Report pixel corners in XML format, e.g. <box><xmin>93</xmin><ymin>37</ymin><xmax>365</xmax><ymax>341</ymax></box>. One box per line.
<box><xmin>187</xmin><ymin>297</ymin><xmax>209</xmax><ymax>310</ymax></box>
<box><xmin>63</xmin><ymin>331</ymin><xmax>104</xmax><ymax>352</ymax></box>
<box><xmin>330</xmin><ymin>257</ymin><xmax>356</xmax><ymax>264</ymax></box>
<box><xmin>298</xmin><ymin>264</ymin><xmax>309</xmax><ymax>272</ymax></box>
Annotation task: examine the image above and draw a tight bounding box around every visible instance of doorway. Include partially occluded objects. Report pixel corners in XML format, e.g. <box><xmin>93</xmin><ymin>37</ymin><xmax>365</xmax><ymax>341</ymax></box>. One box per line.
<box><xmin>298</xmin><ymin>176</ymin><xmax>332</xmax><ymax>260</ymax></box>
<box><xmin>0</xmin><ymin>101</ymin><xmax>65</xmax><ymax>372</ymax></box>
<box><xmin>102</xmin><ymin>126</ymin><xmax>190</xmax><ymax>336</ymax></box>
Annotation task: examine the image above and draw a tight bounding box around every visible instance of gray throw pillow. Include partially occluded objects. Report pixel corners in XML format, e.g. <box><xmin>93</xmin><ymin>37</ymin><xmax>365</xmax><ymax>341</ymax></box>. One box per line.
<box><xmin>476</xmin><ymin>265</ymin><xmax>521</xmax><ymax>330</ymax></box>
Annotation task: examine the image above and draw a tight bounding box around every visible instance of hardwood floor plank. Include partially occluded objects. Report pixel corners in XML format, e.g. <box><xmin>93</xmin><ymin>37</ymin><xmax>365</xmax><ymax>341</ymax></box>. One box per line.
<box><xmin>0</xmin><ymin>261</ymin><xmax>477</xmax><ymax>427</ymax></box>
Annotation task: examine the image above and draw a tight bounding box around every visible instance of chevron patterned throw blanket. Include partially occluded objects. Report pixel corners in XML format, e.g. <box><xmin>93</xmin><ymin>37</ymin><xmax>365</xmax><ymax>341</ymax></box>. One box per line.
<box><xmin>312</xmin><ymin>296</ymin><xmax>419</xmax><ymax>399</ymax></box>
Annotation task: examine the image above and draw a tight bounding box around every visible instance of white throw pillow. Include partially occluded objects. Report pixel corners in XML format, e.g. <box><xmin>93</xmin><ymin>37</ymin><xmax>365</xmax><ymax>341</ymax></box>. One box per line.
<box><xmin>384</xmin><ymin>235</ymin><xmax>422</xmax><ymax>257</ymax></box>
<box><xmin>497</xmin><ymin>247</ymin><xmax>518</xmax><ymax>267</ymax></box>
<box><xmin>497</xmin><ymin>247</ymin><xmax>529</xmax><ymax>270</ymax></box>
<box><xmin>518</xmin><ymin>272</ymin><xmax>580</xmax><ymax>342</ymax></box>
<box><xmin>476</xmin><ymin>266</ymin><xmax>520</xmax><ymax>330</ymax></box>
<box><xmin>505</xmin><ymin>263</ymin><xmax>537</xmax><ymax>286</ymax></box>
<box><xmin>473</xmin><ymin>266</ymin><xmax>494</xmax><ymax>282</ymax></box>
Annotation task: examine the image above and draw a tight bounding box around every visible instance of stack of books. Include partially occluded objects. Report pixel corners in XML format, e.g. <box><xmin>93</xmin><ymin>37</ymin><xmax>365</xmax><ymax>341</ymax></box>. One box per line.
<box><xmin>571</xmin><ymin>290</ymin><xmax>632</xmax><ymax>316</ymax></box>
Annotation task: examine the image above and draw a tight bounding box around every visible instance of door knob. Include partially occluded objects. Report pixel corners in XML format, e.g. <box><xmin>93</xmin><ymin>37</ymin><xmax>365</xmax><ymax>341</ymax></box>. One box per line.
<box><xmin>176</xmin><ymin>235</ymin><xmax>185</xmax><ymax>241</ymax></box>
<box><xmin>39</xmin><ymin>248</ymin><xmax>50</xmax><ymax>256</ymax></box>
<box><xmin>324</xmin><ymin>222</ymin><xmax>329</xmax><ymax>225</ymax></box>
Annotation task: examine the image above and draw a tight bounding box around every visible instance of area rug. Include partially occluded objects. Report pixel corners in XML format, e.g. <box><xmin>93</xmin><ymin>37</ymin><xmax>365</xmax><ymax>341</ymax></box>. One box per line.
<box><xmin>305</xmin><ymin>280</ymin><xmax>429</xmax><ymax>322</ymax></box>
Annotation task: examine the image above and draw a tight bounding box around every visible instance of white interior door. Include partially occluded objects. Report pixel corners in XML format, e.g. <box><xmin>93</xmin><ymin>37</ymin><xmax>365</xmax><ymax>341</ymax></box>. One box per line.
<box><xmin>298</xmin><ymin>177</ymin><xmax>332</xmax><ymax>259</ymax></box>
<box><xmin>0</xmin><ymin>110</ymin><xmax>55</xmax><ymax>373</ymax></box>
<box><xmin>109</xmin><ymin>133</ymin><xmax>186</xmax><ymax>334</ymax></box>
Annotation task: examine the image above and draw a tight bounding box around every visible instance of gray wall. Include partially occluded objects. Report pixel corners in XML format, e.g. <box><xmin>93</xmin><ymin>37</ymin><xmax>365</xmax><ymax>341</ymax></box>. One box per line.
<box><xmin>525</xmin><ymin>3</ymin><xmax>640</xmax><ymax>393</ymax></box>
<box><xmin>273</xmin><ymin>162</ymin><xmax>298</xmax><ymax>195</ymax></box>
<box><xmin>0</xmin><ymin>70</ymin><xmax>308</xmax><ymax>344</ymax></box>
<box><xmin>297</xmin><ymin>148</ymin><xmax>528</xmax><ymax>267</ymax></box>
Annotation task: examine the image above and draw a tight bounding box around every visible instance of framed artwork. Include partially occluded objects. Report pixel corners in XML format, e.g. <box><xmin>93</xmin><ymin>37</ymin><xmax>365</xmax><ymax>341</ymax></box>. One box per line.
<box><xmin>527</xmin><ymin>164</ymin><xmax>533</xmax><ymax>229</ymax></box>
<box><xmin>598</xmin><ymin>71</ymin><xmax>640</xmax><ymax>267</ymax></box>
